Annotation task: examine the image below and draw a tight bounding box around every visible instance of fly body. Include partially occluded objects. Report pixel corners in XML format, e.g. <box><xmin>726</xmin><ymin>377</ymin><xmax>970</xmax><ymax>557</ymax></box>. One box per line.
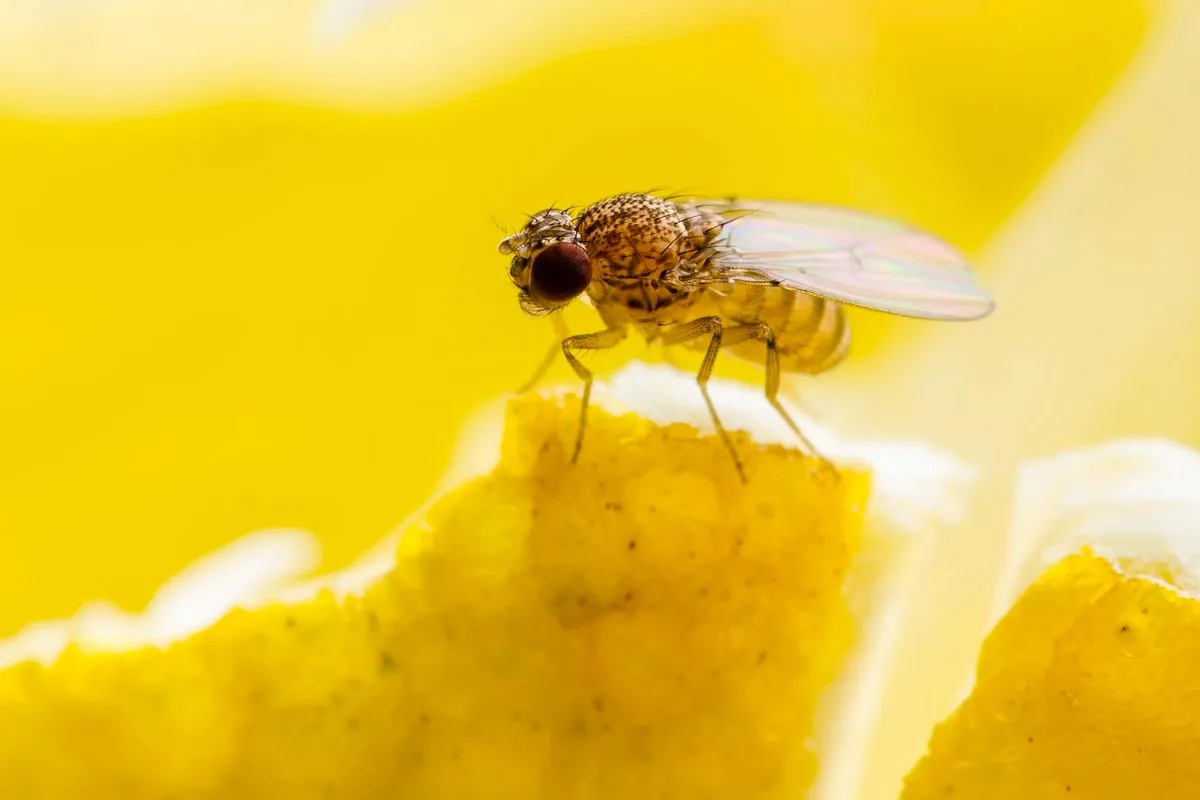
<box><xmin>500</xmin><ymin>192</ymin><xmax>993</xmax><ymax>481</ymax></box>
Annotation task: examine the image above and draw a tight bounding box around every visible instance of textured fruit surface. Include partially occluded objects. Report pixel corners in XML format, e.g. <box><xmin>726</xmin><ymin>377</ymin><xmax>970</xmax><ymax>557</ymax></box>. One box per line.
<box><xmin>903</xmin><ymin>549</ymin><xmax>1200</xmax><ymax>799</ymax></box>
<box><xmin>0</xmin><ymin>392</ymin><xmax>867</xmax><ymax>799</ymax></box>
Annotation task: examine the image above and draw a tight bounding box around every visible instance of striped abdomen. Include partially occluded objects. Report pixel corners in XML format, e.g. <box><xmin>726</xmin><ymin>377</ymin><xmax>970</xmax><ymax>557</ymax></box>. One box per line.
<box><xmin>709</xmin><ymin>284</ymin><xmax>850</xmax><ymax>375</ymax></box>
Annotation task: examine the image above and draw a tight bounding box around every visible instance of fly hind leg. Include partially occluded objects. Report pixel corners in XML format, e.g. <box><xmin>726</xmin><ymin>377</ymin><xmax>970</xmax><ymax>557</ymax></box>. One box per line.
<box><xmin>733</xmin><ymin>322</ymin><xmax>833</xmax><ymax>470</ymax></box>
<box><xmin>744</xmin><ymin>323</ymin><xmax>820</xmax><ymax>453</ymax></box>
<box><xmin>663</xmin><ymin>318</ymin><xmax>830</xmax><ymax>482</ymax></box>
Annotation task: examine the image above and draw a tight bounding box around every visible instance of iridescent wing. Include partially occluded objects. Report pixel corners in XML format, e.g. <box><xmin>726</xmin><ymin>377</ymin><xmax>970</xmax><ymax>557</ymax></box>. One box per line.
<box><xmin>687</xmin><ymin>199</ymin><xmax>995</xmax><ymax>321</ymax></box>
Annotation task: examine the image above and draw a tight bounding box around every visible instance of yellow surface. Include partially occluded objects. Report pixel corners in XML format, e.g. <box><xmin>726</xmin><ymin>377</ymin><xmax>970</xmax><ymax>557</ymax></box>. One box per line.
<box><xmin>0</xmin><ymin>0</ymin><xmax>1150</xmax><ymax>638</ymax></box>
<box><xmin>0</xmin><ymin>391</ymin><xmax>868</xmax><ymax>798</ymax></box>
<box><xmin>903</xmin><ymin>549</ymin><xmax>1200</xmax><ymax>799</ymax></box>
<box><xmin>819</xmin><ymin>6</ymin><xmax>1200</xmax><ymax>792</ymax></box>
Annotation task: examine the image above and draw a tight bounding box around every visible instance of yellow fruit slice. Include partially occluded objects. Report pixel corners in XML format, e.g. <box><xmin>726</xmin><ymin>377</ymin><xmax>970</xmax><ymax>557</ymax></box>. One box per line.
<box><xmin>903</xmin><ymin>440</ymin><xmax>1200</xmax><ymax>799</ymax></box>
<box><xmin>0</xmin><ymin>372</ymin><xmax>871</xmax><ymax>799</ymax></box>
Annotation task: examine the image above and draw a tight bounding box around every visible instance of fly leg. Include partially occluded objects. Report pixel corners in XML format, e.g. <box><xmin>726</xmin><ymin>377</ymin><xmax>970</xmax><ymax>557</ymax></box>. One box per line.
<box><xmin>517</xmin><ymin>314</ymin><xmax>570</xmax><ymax>393</ymax></box>
<box><xmin>660</xmin><ymin>316</ymin><xmax>747</xmax><ymax>483</ymax></box>
<box><xmin>562</xmin><ymin>326</ymin><xmax>628</xmax><ymax>462</ymax></box>
<box><xmin>663</xmin><ymin>318</ymin><xmax>832</xmax><ymax>482</ymax></box>
<box><xmin>725</xmin><ymin>322</ymin><xmax>833</xmax><ymax>471</ymax></box>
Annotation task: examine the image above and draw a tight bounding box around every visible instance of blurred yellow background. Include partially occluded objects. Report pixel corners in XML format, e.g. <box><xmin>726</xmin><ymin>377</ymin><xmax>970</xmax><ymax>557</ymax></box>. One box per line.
<box><xmin>0</xmin><ymin>0</ymin><xmax>1151</xmax><ymax>636</ymax></box>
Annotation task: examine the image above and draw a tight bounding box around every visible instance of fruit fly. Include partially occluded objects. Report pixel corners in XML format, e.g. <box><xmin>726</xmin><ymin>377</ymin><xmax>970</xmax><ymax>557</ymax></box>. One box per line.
<box><xmin>499</xmin><ymin>192</ymin><xmax>994</xmax><ymax>481</ymax></box>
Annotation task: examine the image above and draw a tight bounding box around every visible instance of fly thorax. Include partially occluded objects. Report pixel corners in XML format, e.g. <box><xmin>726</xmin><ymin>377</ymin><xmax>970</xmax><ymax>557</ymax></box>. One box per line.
<box><xmin>575</xmin><ymin>193</ymin><xmax>691</xmax><ymax>280</ymax></box>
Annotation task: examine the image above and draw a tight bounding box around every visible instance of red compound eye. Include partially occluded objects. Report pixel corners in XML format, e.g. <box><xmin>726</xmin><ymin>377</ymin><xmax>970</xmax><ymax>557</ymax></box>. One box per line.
<box><xmin>529</xmin><ymin>242</ymin><xmax>592</xmax><ymax>304</ymax></box>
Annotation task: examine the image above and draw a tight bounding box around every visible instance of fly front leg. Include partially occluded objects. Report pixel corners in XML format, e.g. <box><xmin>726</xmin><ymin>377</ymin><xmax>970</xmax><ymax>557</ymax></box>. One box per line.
<box><xmin>517</xmin><ymin>314</ymin><xmax>570</xmax><ymax>394</ymax></box>
<box><xmin>562</xmin><ymin>326</ymin><xmax>628</xmax><ymax>463</ymax></box>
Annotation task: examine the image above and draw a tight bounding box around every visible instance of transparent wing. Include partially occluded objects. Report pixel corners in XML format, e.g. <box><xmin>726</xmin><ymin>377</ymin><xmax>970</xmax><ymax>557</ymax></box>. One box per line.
<box><xmin>691</xmin><ymin>199</ymin><xmax>995</xmax><ymax>321</ymax></box>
